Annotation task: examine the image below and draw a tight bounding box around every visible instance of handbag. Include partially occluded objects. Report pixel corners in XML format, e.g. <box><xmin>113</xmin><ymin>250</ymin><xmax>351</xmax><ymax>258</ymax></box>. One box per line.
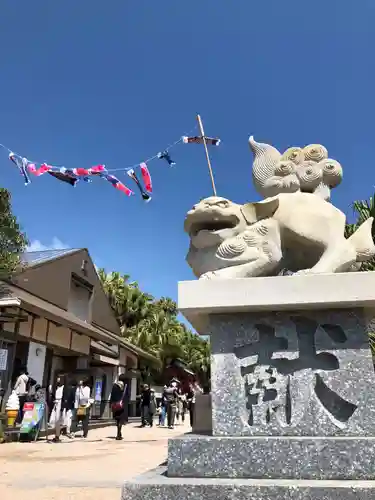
<box><xmin>76</xmin><ymin>388</ymin><xmax>88</xmax><ymax>417</ymax></box>
<box><xmin>77</xmin><ymin>406</ymin><xmax>87</xmax><ymax>417</ymax></box>
<box><xmin>111</xmin><ymin>384</ymin><xmax>127</xmax><ymax>412</ymax></box>
<box><xmin>49</xmin><ymin>404</ymin><xmax>58</xmax><ymax>427</ymax></box>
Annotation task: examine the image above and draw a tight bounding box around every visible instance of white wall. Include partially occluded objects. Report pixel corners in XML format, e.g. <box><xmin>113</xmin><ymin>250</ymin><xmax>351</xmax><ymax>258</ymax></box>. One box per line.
<box><xmin>27</xmin><ymin>342</ymin><xmax>46</xmax><ymax>385</ymax></box>
<box><xmin>131</xmin><ymin>377</ymin><xmax>137</xmax><ymax>402</ymax></box>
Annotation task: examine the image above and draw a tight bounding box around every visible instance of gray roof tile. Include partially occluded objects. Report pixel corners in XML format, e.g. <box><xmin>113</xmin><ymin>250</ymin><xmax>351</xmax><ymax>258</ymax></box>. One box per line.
<box><xmin>21</xmin><ymin>249</ymin><xmax>79</xmax><ymax>267</ymax></box>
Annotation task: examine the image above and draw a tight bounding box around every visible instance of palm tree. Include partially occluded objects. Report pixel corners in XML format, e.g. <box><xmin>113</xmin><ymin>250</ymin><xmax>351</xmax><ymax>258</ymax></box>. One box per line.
<box><xmin>180</xmin><ymin>327</ymin><xmax>211</xmax><ymax>386</ymax></box>
<box><xmin>345</xmin><ymin>193</ymin><xmax>375</xmax><ymax>271</ymax></box>
<box><xmin>345</xmin><ymin>193</ymin><xmax>375</xmax><ymax>354</ymax></box>
<box><xmin>98</xmin><ymin>268</ymin><xmax>153</xmax><ymax>330</ymax></box>
<box><xmin>131</xmin><ymin>311</ymin><xmax>183</xmax><ymax>358</ymax></box>
<box><xmin>99</xmin><ymin>267</ymin><xmax>211</xmax><ymax>388</ymax></box>
<box><xmin>154</xmin><ymin>297</ymin><xmax>178</xmax><ymax>316</ymax></box>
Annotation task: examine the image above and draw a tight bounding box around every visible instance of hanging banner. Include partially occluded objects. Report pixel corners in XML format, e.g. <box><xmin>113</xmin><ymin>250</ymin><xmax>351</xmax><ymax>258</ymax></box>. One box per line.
<box><xmin>1</xmin><ymin>122</ymin><xmax>223</xmax><ymax>201</ymax></box>
<box><xmin>95</xmin><ymin>379</ymin><xmax>103</xmax><ymax>402</ymax></box>
<box><xmin>182</xmin><ymin>136</ymin><xmax>221</xmax><ymax>146</ymax></box>
<box><xmin>157</xmin><ymin>150</ymin><xmax>176</xmax><ymax>167</ymax></box>
<box><xmin>101</xmin><ymin>173</ymin><xmax>134</xmax><ymax>196</ymax></box>
<box><xmin>127</xmin><ymin>169</ymin><xmax>151</xmax><ymax>202</ymax></box>
<box><xmin>0</xmin><ymin>348</ymin><xmax>8</xmax><ymax>371</ymax></box>
<box><xmin>9</xmin><ymin>153</ymin><xmax>31</xmax><ymax>185</ymax></box>
<box><xmin>140</xmin><ymin>163</ymin><xmax>152</xmax><ymax>193</ymax></box>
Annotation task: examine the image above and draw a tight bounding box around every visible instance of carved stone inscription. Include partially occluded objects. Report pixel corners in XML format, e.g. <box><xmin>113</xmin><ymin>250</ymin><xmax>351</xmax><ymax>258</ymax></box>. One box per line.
<box><xmin>234</xmin><ymin>317</ymin><xmax>357</xmax><ymax>430</ymax></box>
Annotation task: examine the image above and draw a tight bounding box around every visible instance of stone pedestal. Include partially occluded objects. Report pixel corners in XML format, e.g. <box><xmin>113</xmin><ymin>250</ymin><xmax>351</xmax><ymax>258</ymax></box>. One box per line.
<box><xmin>122</xmin><ymin>273</ymin><xmax>375</xmax><ymax>499</ymax></box>
<box><xmin>192</xmin><ymin>394</ymin><xmax>212</xmax><ymax>434</ymax></box>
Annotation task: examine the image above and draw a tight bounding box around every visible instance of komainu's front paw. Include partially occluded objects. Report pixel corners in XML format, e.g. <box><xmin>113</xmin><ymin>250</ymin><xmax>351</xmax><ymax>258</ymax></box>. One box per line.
<box><xmin>199</xmin><ymin>271</ymin><xmax>217</xmax><ymax>280</ymax></box>
<box><xmin>294</xmin><ymin>269</ymin><xmax>312</xmax><ymax>275</ymax></box>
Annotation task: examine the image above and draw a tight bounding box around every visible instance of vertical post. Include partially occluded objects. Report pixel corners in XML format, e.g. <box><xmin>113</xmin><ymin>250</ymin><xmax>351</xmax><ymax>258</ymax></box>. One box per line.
<box><xmin>196</xmin><ymin>114</ymin><xmax>217</xmax><ymax>197</ymax></box>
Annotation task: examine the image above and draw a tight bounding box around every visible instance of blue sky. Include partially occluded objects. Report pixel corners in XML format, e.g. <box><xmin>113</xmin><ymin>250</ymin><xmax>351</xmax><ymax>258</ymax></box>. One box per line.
<box><xmin>1</xmin><ymin>0</ymin><xmax>375</xmax><ymax>306</ymax></box>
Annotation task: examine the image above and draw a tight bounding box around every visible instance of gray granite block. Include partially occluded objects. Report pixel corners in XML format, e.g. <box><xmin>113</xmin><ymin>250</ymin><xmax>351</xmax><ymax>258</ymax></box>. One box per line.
<box><xmin>168</xmin><ymin>435</ymin><xmax>375</xmax><ymax>480</ymax></box>
<box><xmin>122</xmin><ymin>466</ymin><xmax>375</xmax><ymax>500</ymax></box>
<box><xmin>208</xmin><ymin>309</ymin><xmax>375</xmax><ymax>437</ymax></box>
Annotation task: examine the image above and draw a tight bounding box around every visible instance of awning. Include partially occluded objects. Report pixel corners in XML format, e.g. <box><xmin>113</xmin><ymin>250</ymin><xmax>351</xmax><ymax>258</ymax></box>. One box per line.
<box><xmin>119</xmin><ymin>338</ymin><xmax>160</xmax><ymax>364</ymax></box>
<box><xmin>91</xmin><ymin>322</ymin><xmax>160</xmax><ymax>365</ymax></box>
<box><xmin>1</xmin><ymin>281</ymin><xmax>117</xmax><ymax>344</ymax></box>
<box><xmin>91</xmin><ymin>339</ymin><xmax>118</xmax><ymax>357</ymax></box>
<box><xmin>92</xmin><ymin>353</ymin><xmax>119</xmax><ymax>366</ymax></box>
<box><xmin>0</xmin><ymin>297</ymin><xmax>21</xmax><ymax>307</ymax></box>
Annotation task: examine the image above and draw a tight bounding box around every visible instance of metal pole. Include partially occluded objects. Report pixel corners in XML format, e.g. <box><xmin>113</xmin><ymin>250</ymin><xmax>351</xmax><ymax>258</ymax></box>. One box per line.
<box><xmin>196</xmin><ymin>114</ymin><xmax>217</xmax><ymax>196</ymax></box>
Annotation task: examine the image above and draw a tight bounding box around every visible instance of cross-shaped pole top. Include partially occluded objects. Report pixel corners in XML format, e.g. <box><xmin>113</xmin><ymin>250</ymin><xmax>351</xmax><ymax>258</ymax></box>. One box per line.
<box><xmin>196</xmin><ymin>114</ymin><xmax>217</xmax><ymax>197</ymax></box>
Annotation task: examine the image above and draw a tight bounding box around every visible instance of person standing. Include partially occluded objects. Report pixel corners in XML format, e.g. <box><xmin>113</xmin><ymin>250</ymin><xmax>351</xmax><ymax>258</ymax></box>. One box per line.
<box><xmin>158</xmin><ymin>386</ymin><xmax>167</xmax><ymax>427</ymax></box>
<box><xmin>175</xmin><ymin>388</ymin><xmax>184</xmax><ymax>425</ymax></box>
<box><xmin>73</xmin><ymin>378</ymin><xmax>92</xmax><ymax>438</ymax></box>
<box><xmin>60</xmin><ymin>379</ymin><xmax>76</xmax><ymax>438</ymax></box>
<box><xmin>187</xmin><ymin>381</ymin><xmax>203</xmax><ymax>428</ymax></box>
<box><xmin>50</xmin><ymin>375</ymin><xmax>65</xmax><ymax>442</ymax></box>
<box><xmin>149</xmin><ymin>389</ymin><xmax>157</xmax><ymax>427</ymax></box>
<box><xmin>110</xmin><ymin>374</ymin><xmax>128</xmax><ymax>440</ymax></box>
<box><xmin>175</xmin><ymin>388</ymin><xmax>180</xmax><ymax>425</ymax></box>
<box><xmin>163</xmin><ymin>380</ymin><xmax>178</xmax><ymax>430</ymax></box>
<box><xmin>140</xmin><ymin>384</ymin><xmax>154</xmax><ymax>427</ymax></box>
<box><xmin>14</xmin><ymin>367</ymin><xmax>36</xmax><ymax>423</ymax></box>
<box><xmin>180</xmin><ymin>391</ymin><xmax>187</xmax><ymax>424</ymax></box>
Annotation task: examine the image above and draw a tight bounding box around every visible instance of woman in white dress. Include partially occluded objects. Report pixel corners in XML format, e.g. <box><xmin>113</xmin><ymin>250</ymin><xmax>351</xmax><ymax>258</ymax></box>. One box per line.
<box><xmin>49</xmin><ymin>375</ymin><xmax>65</xmax><ymax>443</ymax></box>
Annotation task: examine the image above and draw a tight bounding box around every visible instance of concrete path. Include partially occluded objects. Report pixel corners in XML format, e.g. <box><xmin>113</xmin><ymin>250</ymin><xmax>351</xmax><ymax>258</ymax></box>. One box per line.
<box><xmin>0</xmin><ymin>420</ymin><xmax>190</xmax><ymax>500</ymax></box>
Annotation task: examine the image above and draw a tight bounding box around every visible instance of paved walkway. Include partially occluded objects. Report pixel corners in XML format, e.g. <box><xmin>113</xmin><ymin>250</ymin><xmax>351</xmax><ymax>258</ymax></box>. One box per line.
<box><xmin>0</xmin><ymin>420</ymin><xmax>190</xmax><ymax>500</ymax></box>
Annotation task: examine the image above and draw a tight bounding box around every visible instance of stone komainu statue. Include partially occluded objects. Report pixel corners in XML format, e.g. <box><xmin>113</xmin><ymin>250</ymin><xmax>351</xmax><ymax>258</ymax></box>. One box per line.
<box><xmin>184</xmin><ymin>137</ymin><xmax>375</xmax><ymax>279</ymax></box>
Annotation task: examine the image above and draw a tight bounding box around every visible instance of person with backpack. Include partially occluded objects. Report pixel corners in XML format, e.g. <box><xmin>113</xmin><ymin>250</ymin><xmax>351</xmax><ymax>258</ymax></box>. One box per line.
<box><xmin>14</xmin><ymin>366</ymin><xmax>36</xmax><ymax>423</ymax></box>
<box><xmin>163</xmin><ymin>379</ymin><xmax>179</xmax><ymax>429</ymax></box>
<box><xmin>140</xmin><ymin>384</ymin><xmax>155</xmax><ymax>428</ymax></box>
<box><xmin>110</xmin><ymin>373</ymin><xmax>128</xmax><ymax>440</ymax></box>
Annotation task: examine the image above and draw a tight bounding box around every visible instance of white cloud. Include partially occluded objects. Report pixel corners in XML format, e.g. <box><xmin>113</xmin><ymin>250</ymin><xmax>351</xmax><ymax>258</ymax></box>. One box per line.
<box><xmin>27</xmin><ymin>237</ymin><xmax>69</xmax><ymax>252</ymax></box>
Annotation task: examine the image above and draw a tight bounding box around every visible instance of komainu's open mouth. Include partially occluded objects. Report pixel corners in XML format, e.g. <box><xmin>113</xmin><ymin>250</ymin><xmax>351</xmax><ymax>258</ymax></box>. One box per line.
<box><xmin>189</xmin><ymin>215</ymin><xmax>238</xmax><ymax>236</ymax></box>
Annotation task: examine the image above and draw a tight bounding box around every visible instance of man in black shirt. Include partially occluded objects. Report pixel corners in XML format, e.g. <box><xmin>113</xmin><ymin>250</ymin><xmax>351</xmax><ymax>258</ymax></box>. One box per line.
<box><xmin>140</xmin><ymin>384</ymin><xmax>154</xmax><ymax>427</ymax></box>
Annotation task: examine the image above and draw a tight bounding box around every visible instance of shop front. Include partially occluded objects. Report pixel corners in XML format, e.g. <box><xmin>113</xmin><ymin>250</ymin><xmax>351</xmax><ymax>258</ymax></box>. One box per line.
<box><xmin>0</xmin><ymin>248</ymin><xmax>161</xmax><ymax>424</ymax></box>
<box><xmin>0</xmin><ymin>297</ymin><xmax>30</xmax><ymax>411</ymax></box>
<box><xmin>0</xmin><ymin>282</ymin><xmax>120</xmax><ymax>413</ymax></box>
<box><xmin>90</xmin><ymin>341</ymin><xmax>119</xmax><ymax>419</ymax></box>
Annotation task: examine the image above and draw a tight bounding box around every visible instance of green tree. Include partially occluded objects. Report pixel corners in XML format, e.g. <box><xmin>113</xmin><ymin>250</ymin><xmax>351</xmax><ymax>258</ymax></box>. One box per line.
<box><xmin>345</xmin><ymin>193</ymin><xmax>375</xmax><ymax>352</ymax></box>
<box><xmin>180</xmin><ymin>325</ymin><xmax>211</xmax><ymax>387</ymax></box>
<box><xmin>345</xmin><ymin>193</ymin><xmax>375</xmax><ymax>271</ymax></box>
<box><xmin>97</xmin><ymin>269</ymin><xmax>153</xmax><ymax>330</ymax></box>
<box><xmin>154</xmin><ymin>297</ymin><xmax>178</xmax><ymax>316</ymax></box>
<box><xmin>0</xmin><ymin>188</ymin><xmax>28</xmax><ymax>278</ymax></box>
<box><xmin>98</xmin><ymin>268</ymin><xmax>211</xmax><ymax>386</ymax></box>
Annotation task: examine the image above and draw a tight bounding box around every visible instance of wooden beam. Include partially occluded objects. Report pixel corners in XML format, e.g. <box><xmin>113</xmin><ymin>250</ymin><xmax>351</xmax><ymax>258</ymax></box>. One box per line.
<box><xmin>0</xmin><ymin>314</ymin><xmax>29</xmax><ymax>323</ymax></box>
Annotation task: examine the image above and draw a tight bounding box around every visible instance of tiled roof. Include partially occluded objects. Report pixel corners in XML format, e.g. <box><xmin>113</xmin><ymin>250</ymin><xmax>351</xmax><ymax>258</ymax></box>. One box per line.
<box><xmin>0</xmin><ymin>282</ymin><xmax>16</xmax><ymax>299</ymax></box>
<box><xmin>21</xmin><ymin>249</ymin><xmax>80</xmax><ymax>267</ymax></box>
